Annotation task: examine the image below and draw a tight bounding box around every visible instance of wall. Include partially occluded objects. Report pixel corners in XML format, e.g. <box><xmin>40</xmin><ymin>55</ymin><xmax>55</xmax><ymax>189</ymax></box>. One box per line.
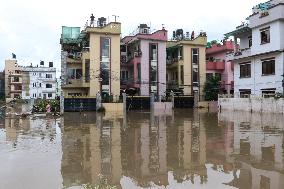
<box><xmin>218</xmin><ymin>97</ymin><xmax>284</xmax><ymax>114</ymax></box>
<box><xmin>251</xmin><ymin>21</ymin><xmax>282</xmax><ymax>55</ymax></box>
<box><xmin>234</xmin><ymin>52</ymin><xmax>284</xmax><ymax>95</ymax></box>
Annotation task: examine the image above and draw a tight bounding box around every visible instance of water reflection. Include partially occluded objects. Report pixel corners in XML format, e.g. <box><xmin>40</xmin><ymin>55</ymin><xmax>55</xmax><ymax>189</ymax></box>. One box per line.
<box><xmin>0</xmin><ymin>110</ymin><xmax>284</xmax><ymax>189</ymax></box>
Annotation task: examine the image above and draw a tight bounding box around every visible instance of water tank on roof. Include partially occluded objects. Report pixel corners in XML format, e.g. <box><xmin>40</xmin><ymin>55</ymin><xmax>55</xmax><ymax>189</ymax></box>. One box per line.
<box><xmin>173</xmin><ymin>31</ymin><xmax>176</xmax><ymax>39</ymax></box>
<box><xmin>40</xmin><ymin>61</ymin><xmax>44</xmax><ymax>66</ymax></box>
<box><xmin>98</xmin><ymin>17</ymin><xmax>106</xmax><ymax>27</ymax></box>
<box><xmin>176</xmin><ymin>29</ymin><xmax>183</xmax><ymax>39</ymax></box>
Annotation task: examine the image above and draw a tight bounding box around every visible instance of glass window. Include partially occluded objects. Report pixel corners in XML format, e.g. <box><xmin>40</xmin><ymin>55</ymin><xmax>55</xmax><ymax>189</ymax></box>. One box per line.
<box><xmin>137</xmin><ymin>64</ymin><xmax>141</xmax><ymax>82</ymax></box>
<box><xmin>180</xmin><ymin>65</ymin><xmax>184</xmax><ymax>84</ymax></box>
<box><xmin>46</xmin><ymin>84</ymin><xmax>52</xmax><ymax>88</ymax></box>
<box><xmin>260</xmin><ymin>28</ymin><xmax>270</xmax><ymax>44</ymax></box>
<box><xmin>239</xmin><ymin>89</ymin><xmax>251</xmax><ymax>98</ymax></box>
<box><xmin>101</xmin><ymin>38</ymin><xmax>110</xmax><ymax>58</ymax></box>
<box><xmin>240</xmin><ymin>63</ymin><xmax>251</xmax><ymax>78</ymax></box>
<box><xmin>193</xmin><ymin>68</ymin><xmax>198</xmax><ymax>83</ymax></box>
<box><xmin>262</xmin><ymin>59</ymin><xmax>275</xmax><ymax>75</ymax></box>
<box><xmin>192</xmin><ymin>48</ymin><xmax>199</xmax><ymax>64</ymax></box>
<box><xmin>48</xmin><ymin>93</ymin><xmax>52</xmax><ymax>98</ymax></box>
<box><xmin>46</xmin><ymin>74</ymin><xmax>52</xmax><ymax>78</ymax></box>
<box><xmin>248</xmin><ymin>36</ymin><xmax>252</xmax><ymax>48</ymax></box>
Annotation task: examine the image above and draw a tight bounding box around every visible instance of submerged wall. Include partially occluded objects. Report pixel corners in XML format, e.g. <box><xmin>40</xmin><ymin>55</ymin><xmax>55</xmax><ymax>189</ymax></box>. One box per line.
<box><xmin>218</xmin><ymin>97</ymin><xmax>284</xmax><ymax>114</ymax></box>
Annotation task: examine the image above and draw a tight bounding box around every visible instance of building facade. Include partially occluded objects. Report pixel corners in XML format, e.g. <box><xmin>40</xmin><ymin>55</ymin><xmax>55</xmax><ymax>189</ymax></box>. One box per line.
<box><xmin>166</xmin><ymin>30</ymin><xmax>207</xmax><ymax>97</ymax></box>
<box><xmin>0</xmin><ymin>71</ymin><xmax>4</xmax><ymax>100</ymax></box>
<box><xmin>22</xmin><ymin>64</ymin><xmax>56</xmax><ymax>100</ymax></box>
<box><xmin>226</xmin><ymin>0</ymin><xmax>284</xmax><ymax>97</ymax></box>
<box><xmin>120</xmin><ymin>24</ymin><xmax>167</xmax><ymax>98</ymax></box>
<box><xmin>206</xmin><ymin>41</ymin><xmax>234</xmax><ymax>94</ymax></box>
<box><xmin>4</xmin><ymin>59</ymin><xmax>22</xmax><ymax>101</ymax></box>
<box><xmin>61</xmin><ymin>17</ymin><xmax>121</xmax><ymax>100</ymax></box>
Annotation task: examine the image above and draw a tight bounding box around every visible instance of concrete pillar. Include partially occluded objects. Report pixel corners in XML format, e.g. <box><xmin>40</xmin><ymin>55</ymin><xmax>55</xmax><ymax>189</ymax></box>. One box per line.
<box><xmin>60</xmin><ymin>95</ymin><xmax>64</xmax><ymax>115</ymax></box>
<box><xmin>233</xmin><ymin>36</ymin><xmax>238</xmax><ymax>52</ymax></box>
<box><xmin>171</xmin><ymin>91</ymin><xmax>175</xmax><ymax>109</ymax></box>
<box><xmin>194</xmin><ymin>91</ymin><xmax>199</xmax><ymax>108</ymax></box>
<box><xmin>150</xmin><ymin>93</ymin><xmax>155</xmax><ymax>111</ymax></box>
<box><xmin>96</xmin><ymin>91</ymin><xmax>102</xmax><ymax>111</ymax></box>
<box><xmin>123</xmin><ymin>93</ymin><xmax>126</xmax><ymax>114</ymax></box>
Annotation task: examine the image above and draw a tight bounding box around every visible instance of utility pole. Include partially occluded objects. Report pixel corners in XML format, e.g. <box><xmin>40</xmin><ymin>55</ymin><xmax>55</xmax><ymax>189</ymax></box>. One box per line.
<box><xmin>112</xmin><ymin>15</ymin><xmax>119</xmax><ymax>22</ymax></box>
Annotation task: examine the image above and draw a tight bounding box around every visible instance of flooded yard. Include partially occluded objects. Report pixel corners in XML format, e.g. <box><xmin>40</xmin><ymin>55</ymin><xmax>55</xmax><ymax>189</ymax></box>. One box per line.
<box><xmin>0</xmin><ymin>110</ymin><xmax>284</xmax><ymax>189</ymax></box>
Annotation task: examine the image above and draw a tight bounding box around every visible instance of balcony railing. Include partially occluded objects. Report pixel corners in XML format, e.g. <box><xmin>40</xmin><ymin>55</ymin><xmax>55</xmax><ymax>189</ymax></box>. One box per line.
<box><xmin>62</xmin><ymin>78</ymin><xmax>90</xmax><ymax>88</ymax></box>
<box><xmin>227</xmin><ymin>48</ymin><xmax>251</xmax><ymax>61</ymax></box>
<box><xmin>206</xmin><ymin>61</ymin><xmax>225</xmax><ymax>70</ymax></box>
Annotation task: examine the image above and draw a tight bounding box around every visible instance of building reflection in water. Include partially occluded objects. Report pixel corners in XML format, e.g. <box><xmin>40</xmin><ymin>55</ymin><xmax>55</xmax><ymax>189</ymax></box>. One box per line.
<box><xmin>60</xmin><ymin>110</ymin><xmax>284</xmax><ymax>189</ymax></box>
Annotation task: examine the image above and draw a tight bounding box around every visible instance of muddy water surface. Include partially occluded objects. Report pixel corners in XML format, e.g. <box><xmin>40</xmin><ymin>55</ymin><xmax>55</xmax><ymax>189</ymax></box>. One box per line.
<box><xmin>0</xmin><ymin>110</ymin><xmax>284</xmax><ymax>189</ymax></box>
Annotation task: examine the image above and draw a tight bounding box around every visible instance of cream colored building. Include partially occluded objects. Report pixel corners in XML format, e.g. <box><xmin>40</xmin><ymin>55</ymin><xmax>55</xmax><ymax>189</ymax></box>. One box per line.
<box><xmin>166</xmin><ymin>30</ymin><xmax>207</xmax><ymax>98</ymax></box>
<box><xmin>4</xmin><ymin>59</ymin><xmax>22</xmax><ymax>101</ymax></box>
<box><xmin>61</xmin><ymin>18</ymin><xmax>121</xmax><ymax>99</ymax></box>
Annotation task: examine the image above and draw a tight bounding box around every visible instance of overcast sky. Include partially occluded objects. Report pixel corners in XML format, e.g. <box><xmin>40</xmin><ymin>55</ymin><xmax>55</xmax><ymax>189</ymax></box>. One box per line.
<box><xmin>0</xmin><ymin>0</ymin><xmax>263</xmax><ymax>72</ymax></box>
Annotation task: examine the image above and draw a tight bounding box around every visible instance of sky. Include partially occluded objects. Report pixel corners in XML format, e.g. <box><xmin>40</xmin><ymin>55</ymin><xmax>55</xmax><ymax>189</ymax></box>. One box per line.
<box><xmin>0</xmin><ymin>0</ymin><xmax>264</xmax><ymax>72</ymax></box>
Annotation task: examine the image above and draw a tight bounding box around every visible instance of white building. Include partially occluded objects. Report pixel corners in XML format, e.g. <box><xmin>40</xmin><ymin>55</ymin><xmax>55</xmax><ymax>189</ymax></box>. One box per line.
<box><xmin>226</xmin><ymin>0</ymin><xmax>284</xmax><ymax>97</ymax></box>
<box><xmin>22</xmin><ymin>64</ymin><xmax>57</xmax><ymax>100</ymax></box>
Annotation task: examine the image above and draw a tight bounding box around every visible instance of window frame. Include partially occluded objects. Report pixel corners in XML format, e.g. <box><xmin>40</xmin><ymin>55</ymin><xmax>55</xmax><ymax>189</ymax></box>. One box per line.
<box><xmin>239</xmin><ymin>63</ymin><xmax>251</xmax><ymax>78</ymax></box>
<box><xmin>262</xmin><ymin>58</ymin><xmax>275</xmax><ymax>76</ymax></box>
<box><xmin>192</xmin><ymin>48</ymin><xmax>199</xmax><ymax>64</ymax></box>
<box><xmin>260</xmin><ymin>27</ymin><xmax>270</xmax><ymax>44</ymax></box>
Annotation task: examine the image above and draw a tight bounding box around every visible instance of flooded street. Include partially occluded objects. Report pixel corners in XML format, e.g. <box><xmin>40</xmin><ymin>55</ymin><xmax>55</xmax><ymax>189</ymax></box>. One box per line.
<box><xmin>0</xmin><ymin>110</ymin><xmax>284</xmax><ymax>189</ymax></box>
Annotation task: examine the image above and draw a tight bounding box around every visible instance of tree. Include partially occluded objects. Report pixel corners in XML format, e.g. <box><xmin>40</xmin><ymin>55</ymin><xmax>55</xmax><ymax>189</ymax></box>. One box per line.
<box><xmin>204</xmin><ymin>76</ymin><xmax>221</xmax><ymax>101</ymax></box>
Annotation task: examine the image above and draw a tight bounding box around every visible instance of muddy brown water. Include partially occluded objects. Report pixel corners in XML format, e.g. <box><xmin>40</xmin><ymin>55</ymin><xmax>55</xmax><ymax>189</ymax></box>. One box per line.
<box><xmin>0</xmin><ymin>109</ymin><xmax>284</xmax><ymax>189</ymax></box>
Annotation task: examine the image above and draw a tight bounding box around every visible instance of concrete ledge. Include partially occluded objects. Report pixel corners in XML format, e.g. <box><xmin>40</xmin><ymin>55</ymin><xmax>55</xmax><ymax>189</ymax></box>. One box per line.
<box><xmin>102</xmin><ymin>103</ymin><xmax>123</xmax><ymax>112</ymax></box>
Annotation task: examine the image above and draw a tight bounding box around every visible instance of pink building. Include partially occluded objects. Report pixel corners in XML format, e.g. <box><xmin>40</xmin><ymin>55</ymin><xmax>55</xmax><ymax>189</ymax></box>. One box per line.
<box><xmin>206</xmin><ymin>41</ymin><xmax>234</xmax><ymax>94</ymax></box>
<box><xmin>120</xmin><ymin>24</ymin><xmax>167</xmax><ymax>98</ymax></box>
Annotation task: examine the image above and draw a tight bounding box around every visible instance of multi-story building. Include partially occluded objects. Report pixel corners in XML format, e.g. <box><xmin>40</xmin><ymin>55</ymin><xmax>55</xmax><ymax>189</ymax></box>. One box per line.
<box><xmin>4</xmin><ymin>59</ymin><xmax>22</xmax><ymax>101</ymax></box>
<box><xmin>22</xmin><ymin>62</ymin><xmax>56</xmax><ymax>100</ymax></box>
<box><xmin>0</xmin><ymin>71</ymin><xmax>4</xmax><ymax>100</ymax></box>
<box><xmin>61</xmin><ymin>17</ymin><xmax>121</xmax><ymax>99</ymax></box>
<box><xmin>206</xmin><ymin>40</ymin><xmax>234</xmax><ymax>94</ymax></box>
<box><xmin>226</xmin><ymin>0</ymin><xmax>284</xmax><ymax>97</ymax></box>
<box><xmin>120</xmin><ymin>24</ymin><xmax>167</xmax><ymax>98</ymax></box>
<box><xmin>166</xmin><ymin>29</ymin><xmax>207</xmax><ymax>97</ymax></box>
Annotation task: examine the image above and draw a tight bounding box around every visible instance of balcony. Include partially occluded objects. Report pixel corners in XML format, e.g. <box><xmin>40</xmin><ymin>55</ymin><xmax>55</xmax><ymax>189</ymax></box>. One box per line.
<box><xmin>62</xmin><ymin>79</ymin><xmax>90</xmax><ymax>89</ymax></box>
<box><xmin>206</xmin><ymin>61</ymin><xmax>225</xmax><ymax>70</ymax></box>
<box><xmin>66</xmin><ymin>52</ymin><xmax>82</xmax><ymax>63</ymax></box>
<box><xmin>227</xmin><ymin>48</ymin><xmax>251</xmax><ymax>61</ymax></box>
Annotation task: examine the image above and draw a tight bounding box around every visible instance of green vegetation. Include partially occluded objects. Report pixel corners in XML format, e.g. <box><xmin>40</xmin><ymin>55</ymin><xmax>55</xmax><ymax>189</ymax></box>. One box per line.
<box><xmin>32</xmin><ymin>99</ymin><xmax>60</xmax><ymax>113</ymax></box>
<box><xmin>204</xmin><ymin>76</ymin><xmax>221</xmax><ymax>101</ymax></box>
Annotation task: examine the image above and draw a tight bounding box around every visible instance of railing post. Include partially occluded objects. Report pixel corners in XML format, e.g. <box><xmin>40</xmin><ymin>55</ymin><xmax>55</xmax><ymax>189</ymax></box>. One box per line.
<box><xmin>123</xmin><ymin>93</ymin><xmax>126</xmax><ymax>114</ymax></box>
<box><xmin>150</xmin><ymin>93</ymin><xmax>155</xmax><ymax>111</ymax></box>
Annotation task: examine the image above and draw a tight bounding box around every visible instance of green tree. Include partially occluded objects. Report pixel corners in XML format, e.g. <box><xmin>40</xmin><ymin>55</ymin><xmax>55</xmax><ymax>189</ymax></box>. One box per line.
<box><xmin>204</xmin><ymin>76</ymin><xmax>221</xmax><ymax>101</ymax></box>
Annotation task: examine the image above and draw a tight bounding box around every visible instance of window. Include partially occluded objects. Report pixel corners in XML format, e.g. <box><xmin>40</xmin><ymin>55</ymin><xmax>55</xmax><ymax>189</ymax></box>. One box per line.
<box><xmin>13</xmin><ymin>77</ymin><xmax>19</xmax><ymax>82</ymax></box>
<box><xmin>180</xmin><ymin>65</ymin><xmax>184</xmax><ymax>84</ymax></box>
<box><xmin>137</xmin><ymin>64</ymin><xmax>141</xmax><ymax>82</ymax></box>
<box><xmin>262</xmin><ymin>88</ymin><xmax>275</xmax><ymax>98</ymax></box>
<box><xmin>33</xmin><ymin>72</ymin><xmax>36</xmax><ymax>76</ymax></box>
<box><xmin>215</xmin><ymin>73</ymin><xmax>222</xmax><ymax>81</ymax></box>
<box><xmin>260</xmin><ymin>27</ymin><xmax>270</xmax><ymax>44</ymax></box>
<box><xmin>33</xmin><ymin>83</ymin><xmax>36</xmax><ymax>88</ymax></box>
<box><xmin>39</xmin><ymin>73</ymin><xmax>42</xmax><ymax>77</ymax></box>
<box><xmin>46</xmin><ymin>74</ymin><xmax>52</xmax><ymax>78</ymax></box>
<box><xmin>248</xmin><ymin>36</ymin><xmax>252</xmax><ymax>48</ymax></box>
<box><xmin>46</xmin><ymin>84</ymin><xmax>52</xmax><ymax>88</ymax></box>
<box><xmin>48</xmin><ymin>93</ymin><xmax>52</xmax><ymax>98</ymax></box>
<box><xmin>67</xmin><ymin>69</ymin><xmax>82</xmax><ymax>79</ymax></box>
<box><xmin>193</xmin><ymin>68</ymin><xmax>198</xmax><ymax>84</ymax></box>
<box><xmin>192</xmin><ymin>48</ymin><xmax>199</xmax><ymax>64</ymax></box>
<box><xmin>39</xmin><ymin>83</ymin><xmax>41</xmax><ymax>87</ymax></box>
<box><xmin>101</xmin><ymin>38</ymin><xmax>110</xmax><ymax>58</ymax></box>
<box><xmin>206</xmin><ymin>73</ymin><xmax>213</xmax><ymax>80</ymax></box>
<box><xmin>150</xmin><ymin>44</ymin><xmax>158</xmax><ymax>61</ymax></box>
<box><xmin>240</xmin><ymin>63</ymin><xmax>251</xmax><ymax>78</ymax></box>
<box><xmin>262</xmin><ymin>58</ymin><xmax>275</xmax><ymax>75</ymax></box>
<box><xmin>239</xmin><ymin>89</ymin><xmax>251</xmax><ymax>98</ymax></box>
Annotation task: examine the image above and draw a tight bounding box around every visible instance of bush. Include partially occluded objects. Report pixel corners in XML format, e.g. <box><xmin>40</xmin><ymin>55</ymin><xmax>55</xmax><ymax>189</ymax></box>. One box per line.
<box><xmin>32</xmin><ymin>99</ymin><xmax>60</xmax><ymax>113</ymax></box>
